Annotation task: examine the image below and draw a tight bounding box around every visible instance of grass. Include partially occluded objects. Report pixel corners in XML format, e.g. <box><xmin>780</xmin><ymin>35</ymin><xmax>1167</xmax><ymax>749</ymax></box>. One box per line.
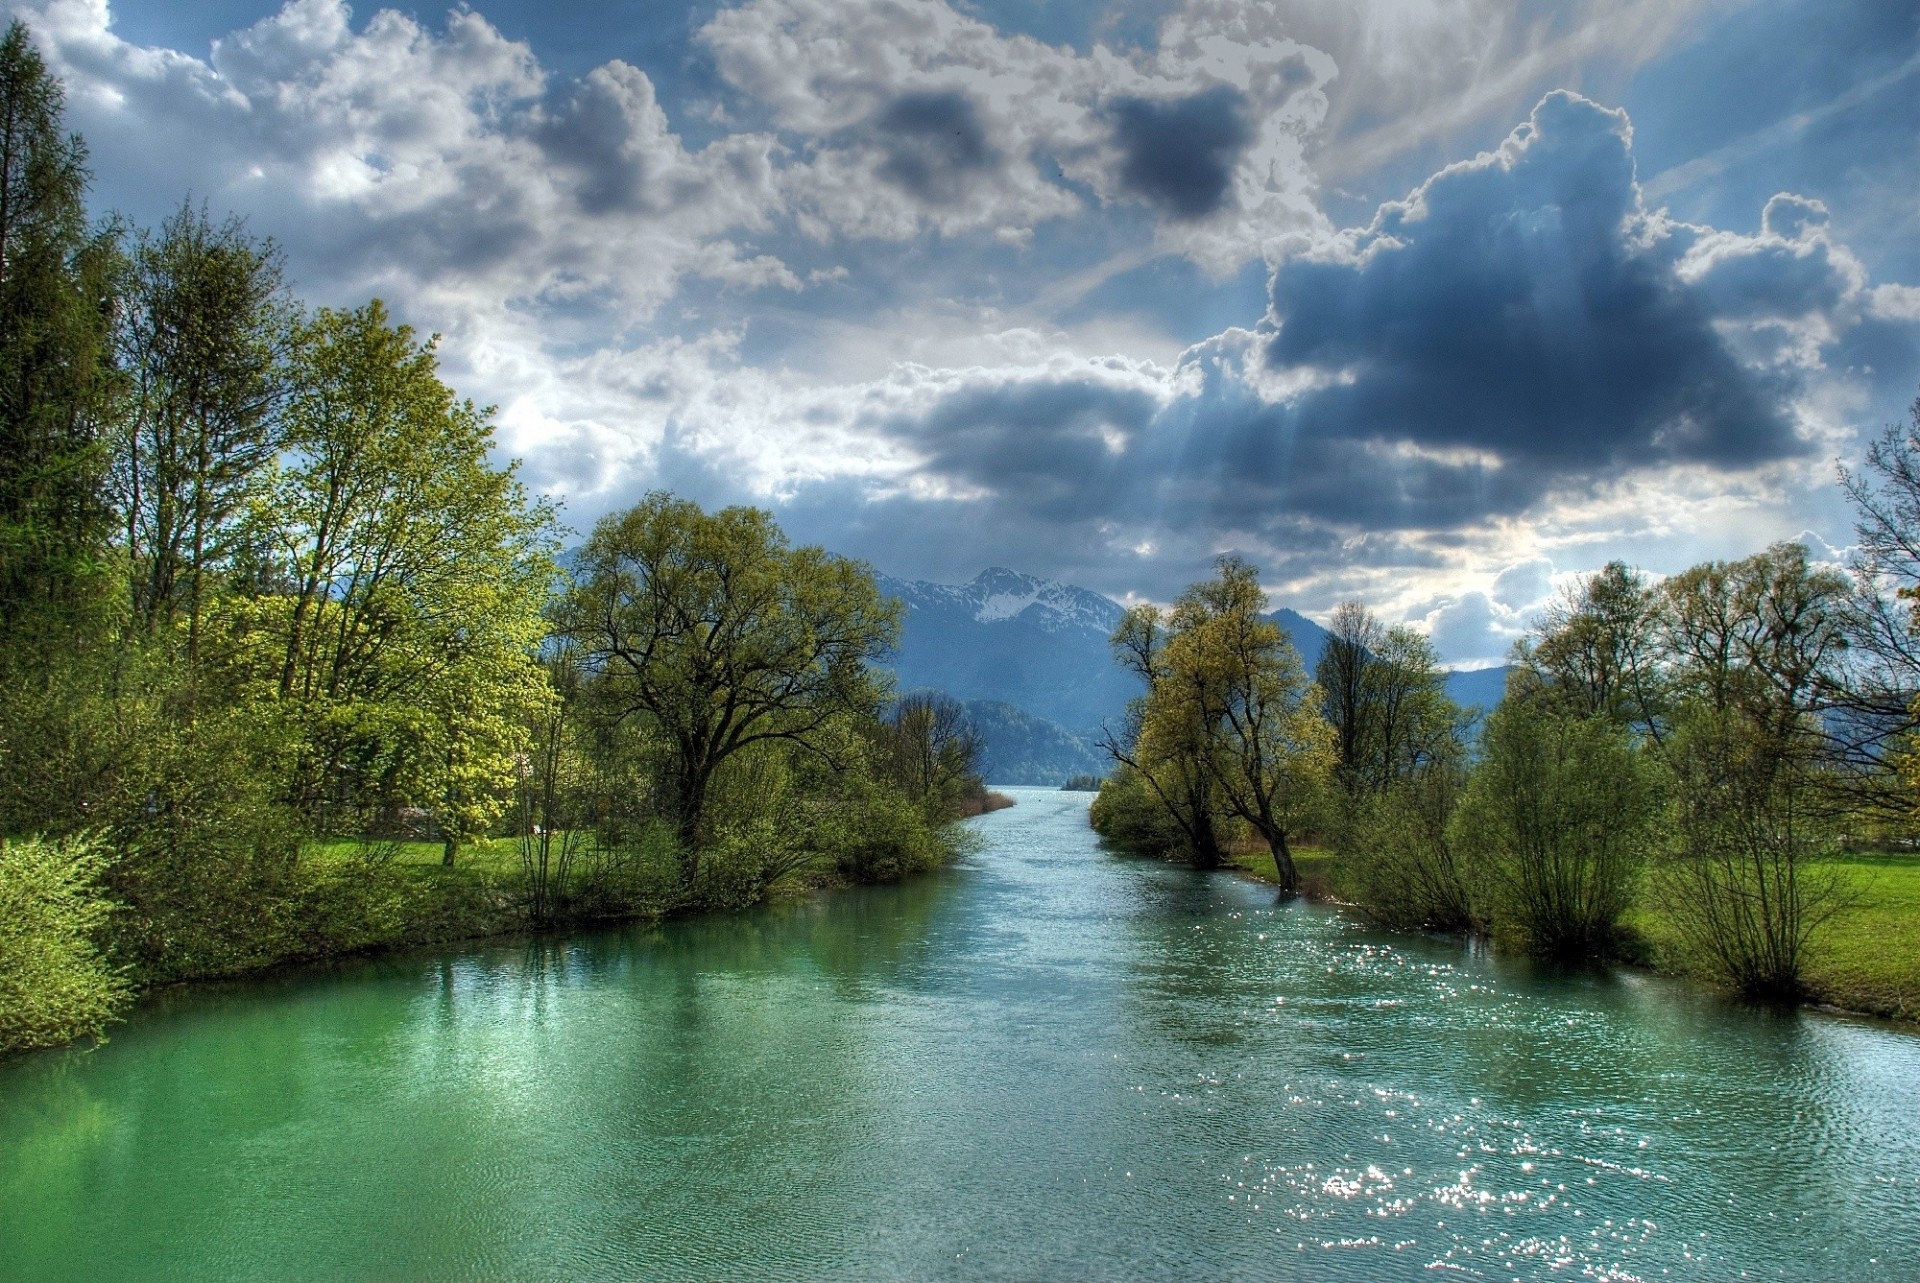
<box><xmin>1224</xmin><ymin>843</ymin><xmax>1341</xmax><ymax>898</ymax></box>
<box><xmin>303</xmin><ymin>836</ymin><xmax>523</xmax><ymax>874</ymax></box>
<box><xmin>1241</xmin><ymin>837</ymin><xmax>1920</xmax><ymax>1025</ymax></box>
<box><xmin>1801</xmin><ymin>852</ymin><xmax>1920</xmax><ymax>1020</ymax></box>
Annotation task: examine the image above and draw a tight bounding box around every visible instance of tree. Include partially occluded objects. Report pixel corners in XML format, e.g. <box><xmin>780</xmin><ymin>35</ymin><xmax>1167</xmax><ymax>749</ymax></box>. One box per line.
<box><xmin>562</xmin><ymin>493</ymin><xmax>900</xmax><ymax>887</ymax></box>
<box><xmin>0</xmin><ymin>20</ymin><xmax>119</xmax><ymax>651</ymax></box>
<box><xmin>882</xmin><ymin>690</ymin><xmax>984</xmax><ymax>820</ymax></box>
<box><xmin>114</xmin><ymin>203</ymin><xmax>292</xmax><ymax>662</ymax></box>
<box><xmin>1527</xmin><ymin>561</ymin><xmax>1664</xmax><ymax>734</ymax></box>
<box><xmin>1103</xmin><ymin>557</ymin><xmax>1333</xmax><ymax>892</ymax></box>
<box><xmin>1318</xmin><ymin>601</ymin><xmax>1382</xmax><ymax>793</ymax></box>
<box><xmin>234</xmin><ymin>300</ymin><xmax>557</xmax><ymax>856</ymax></box>
<box><xmin>1654</xmin><ymin>543</ymin><xmax>1848</xmax><ymax>998</ymax></box>
<box><xmin>1834</xmin><ymin>387</ymin><xmax>1920</xmax><ymax>818</ymax></box>
<box><xmin>1102</xmin><ymin>602</ymin><xmax>1230</xmax><ymax>868</ymax></box>
<box><xmin>1452</xmin><ymin>694</ymin><xmax>1657</xmax><ymax>959</ymax></box>
<box><xmin>1318</xmin><ymin>601</ymin><xmax>1457</xmax><ymax>798</ymax></box>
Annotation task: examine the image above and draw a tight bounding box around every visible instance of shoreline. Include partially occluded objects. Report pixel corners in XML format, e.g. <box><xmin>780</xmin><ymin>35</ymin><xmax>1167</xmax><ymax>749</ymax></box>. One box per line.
<box><xmin>1219</xmin><ymin>849</ymin><xmax>1920</xmax><ymax>1032</ymax></box>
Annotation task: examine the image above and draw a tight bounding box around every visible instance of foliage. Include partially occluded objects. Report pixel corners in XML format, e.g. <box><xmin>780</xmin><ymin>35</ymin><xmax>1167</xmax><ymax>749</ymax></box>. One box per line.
<box><xmin>1650</xmin><ymin>544</ymin><xmax>1851</xmax><ymax>999</ymax></box>
<box><xmin>1088</xmin><ymin>764</ymin><xmax>1189</xmax><ymax>857</ymax></box>
<box><xmin>232</xmin><ymin>300</ymin><xmax>558</xmax><ymax>857</ymax></box>
<box><xmin>1346</xmin><ymin>759</ymin><xmax>1475</xmax><ymax>933</ymax></box>
<box><xmin>0</xmin><ymin>20</ymin><xmax>120</xmax><ymax>654</ymax></box>
<box><xmin>562</xmin><ymin>492</ymin><xmax>900</xmax><ymax>884</ymax></box>
<box><xmin>1451</xmin><ymin>696</ymin><xmax>1659</xmax><ymax>959</ymax></box>
<box><xmin>0</xmin><ymin>834</ymin><xmax>130</xmax><ymax>1055</ymax></box>
<box><xmin>113</xmin><ymin>202</ymin><xmax>291</xmax><ymax>660</ymax></box>
<box><xmin>1103</xmin><ymin>557</ymin><xmax>1333</xmax><ymax>890</ymax></box>
<box><xmin>878</xmin><ymin>689</ymin><xmax>985</xmax><ymax>820</ymax></box>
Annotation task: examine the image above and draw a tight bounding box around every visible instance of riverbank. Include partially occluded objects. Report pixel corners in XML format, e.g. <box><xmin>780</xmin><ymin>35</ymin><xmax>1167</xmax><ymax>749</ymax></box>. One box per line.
<box><xmin>1</xmin><ymin>811</ymin><xmax>992</xmax><ymax>1061</ymax></box>
<box><xmin>1222</xmin><ymin>843</ymin><xmax>1920</xmax><ymax>1025</ymax></box>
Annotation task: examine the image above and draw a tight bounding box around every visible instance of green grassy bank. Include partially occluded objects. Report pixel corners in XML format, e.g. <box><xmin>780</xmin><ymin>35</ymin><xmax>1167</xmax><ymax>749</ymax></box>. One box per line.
<box><xmin>1223</xmin><ymin>843</ymin><xmax>1920</xmax><ymax>1025</ymax></box>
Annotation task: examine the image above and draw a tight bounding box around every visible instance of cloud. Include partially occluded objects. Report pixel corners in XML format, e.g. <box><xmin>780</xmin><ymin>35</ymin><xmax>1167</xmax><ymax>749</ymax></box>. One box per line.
<box><xmin>22</xmin><ymin>0</ymin><xmax>787</xmax><ymax>324</ymax></box>
<box><xmin>1108</xmin><ymin>86</ymin><xmax>1254</xmax><ymax>220</ymax></box>
<box><xmin>696</xmin><ymin>0</ymin><xmax>1336</xmax><ymax>264</ymax></box>
<box><xmin>619</xmin><ymin>91</ymin><xmax>1910</xmax><ymax>633</ymax></box>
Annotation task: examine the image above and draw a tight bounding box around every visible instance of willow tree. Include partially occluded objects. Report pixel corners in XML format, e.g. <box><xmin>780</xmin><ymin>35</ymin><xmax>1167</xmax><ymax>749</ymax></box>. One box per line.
<box><xmin>1105</xmin><ymin>557</ymin><xmax>1333</xmax><ymax>892</ymax></box>
<box><xmin>562</xmin><ymin>494</ymin><xmax>900</xmax><ymax>887</ymax></box>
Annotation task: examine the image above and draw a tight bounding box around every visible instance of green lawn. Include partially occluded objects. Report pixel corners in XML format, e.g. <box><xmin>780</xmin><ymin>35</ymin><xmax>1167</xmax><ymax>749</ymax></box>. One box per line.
<box><xmin>302</xmin><ymin>835</ymin><xmax>524</xmax><ymax>875</ymax></box>
<box><xmin>1796</xmin><ymin>853</ymin><xmax>1920</xmax><ymax>1021</ymax></box>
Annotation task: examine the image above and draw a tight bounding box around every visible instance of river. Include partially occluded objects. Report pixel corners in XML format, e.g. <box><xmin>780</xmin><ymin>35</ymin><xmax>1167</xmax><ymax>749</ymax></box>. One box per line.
<box><xmin>2</xmin><ymin>787</ymin><xmax>1917</xmax><ymax>1280</ymax></box>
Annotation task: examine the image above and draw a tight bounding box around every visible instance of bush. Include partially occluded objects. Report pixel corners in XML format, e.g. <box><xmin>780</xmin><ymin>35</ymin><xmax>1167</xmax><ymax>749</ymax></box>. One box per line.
<box><xmin>1452</xmin><ymin>699</ymin><xmax>1657</xmax><ymax>959</ymax></box>
<box><xmin>0</xmin><ymin>835</ymin><xmax>131</xmax><ymax>1056</ymax></box>
<box><xmin>1346</xmin><ymin>763</ymin><xmax>1474</xmax><ymax>932</ymax></box>
<box><xmin>1088</xmin><ymin>766</ymin><xmax>1186</xmax><ymax>857</ymax></box>
<box><xmin>820</xmin><ymin>777</ymin><xmax>956</xmax><ymax>883</ymax></box>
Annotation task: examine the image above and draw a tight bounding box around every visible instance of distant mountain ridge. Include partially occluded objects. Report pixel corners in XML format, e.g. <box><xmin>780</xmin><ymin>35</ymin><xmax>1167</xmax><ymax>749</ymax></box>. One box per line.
<box><xmin>879</xmin><ymin>567</ymin><xmax>1505</xmax><ymax>784</ymax></box>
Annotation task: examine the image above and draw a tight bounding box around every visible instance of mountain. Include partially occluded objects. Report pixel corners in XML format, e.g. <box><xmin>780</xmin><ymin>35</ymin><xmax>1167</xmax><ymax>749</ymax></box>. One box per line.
<box><xmin>1444</xmin><ymin>665</ymin><xmax>1509</xmax><ymax>718</ymax></box>
<box><xmin>877</xmin><ymin>567</ymin><xmax>1135</xmax><ymax>739</ymax></box>
<box><xmin>962</xmin><ymin>700</ymin><xmax>1108</xmax><ymax>786</ymax></box>
<box><xmin>1270</xmin><ymin>607</ymin><xmax>1332</xmax><ymax>671</ymax></box>
<box><xmin>877</xmin><ymin>566</ymin><xmax>1508</xmax><ymax>783</ymax></box>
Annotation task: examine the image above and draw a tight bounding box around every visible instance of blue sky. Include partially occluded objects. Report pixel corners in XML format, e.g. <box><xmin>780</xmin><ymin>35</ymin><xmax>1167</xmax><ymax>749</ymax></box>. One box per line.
<box><xmin>21</xmin><ymin>0</ymin><xmax>1920</xmax><ymax>663</ymax></box>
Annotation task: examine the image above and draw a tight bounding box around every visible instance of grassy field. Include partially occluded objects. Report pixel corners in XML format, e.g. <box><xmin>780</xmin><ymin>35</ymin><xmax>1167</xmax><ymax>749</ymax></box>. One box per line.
<box><xmin>1225</xmin><ymin>843</ymin><xmax>1920</xmax><ymax>1025</ymax></box>
<box><xmin>303</xmin><ymin>836</ymin><xmax>524</xmax><ymax>872</ymax></box>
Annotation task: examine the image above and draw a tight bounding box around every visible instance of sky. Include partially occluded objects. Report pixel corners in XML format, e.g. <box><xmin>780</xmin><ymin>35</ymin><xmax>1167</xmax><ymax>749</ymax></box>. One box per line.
<box><xmin>16</xmin><ymin>0</ymin><xmax>1920</xmax><ymax>665</ymax></box>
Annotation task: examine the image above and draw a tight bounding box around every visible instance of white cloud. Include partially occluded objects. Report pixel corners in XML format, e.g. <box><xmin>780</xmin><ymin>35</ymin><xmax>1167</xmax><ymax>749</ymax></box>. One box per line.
<box><xmin>20</xmin><ymin>0</ymin><xmax>787</xmax><ymax>325</ymax></box>
<box><xmin>698</xmin><ymin>0</ymin><xmax>1337</xmax><ymax>268</ymax></box>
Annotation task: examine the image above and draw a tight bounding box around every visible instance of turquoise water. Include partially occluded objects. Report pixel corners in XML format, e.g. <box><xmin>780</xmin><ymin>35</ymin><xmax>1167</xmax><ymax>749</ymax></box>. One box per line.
<box><xmin>2</xmin><ymin>787</ymin><xmax>1917</xmax><ymax>1280</ymax></box>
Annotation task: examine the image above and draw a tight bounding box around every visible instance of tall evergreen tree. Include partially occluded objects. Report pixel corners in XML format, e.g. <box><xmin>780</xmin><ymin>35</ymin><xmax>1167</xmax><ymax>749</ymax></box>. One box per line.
<box><xmin>0</xmin><ymin>21</ymin><xmax>118</xmax><ymax>649</ymax></box>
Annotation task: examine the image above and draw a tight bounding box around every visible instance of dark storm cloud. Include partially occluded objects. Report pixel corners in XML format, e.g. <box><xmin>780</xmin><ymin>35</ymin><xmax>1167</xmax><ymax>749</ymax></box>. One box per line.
<box><xmin>798</xmin><ymin>89</ymin><xmax>1899</xmax><ymax>600</ymax></box>
<box><xmin>1266</xmin><ymin>92</ymin><xmax>1803</xmax><ymax>476</ymax></box>
<box><xmin>870</xmin><ymin>91</ymin><xmax>999</xmax><ymax>206</ymax></box>
<box><xmin>1108</xmin><ymin>86</ymin><xmax>1254</xmax><ymax>220</ymax></box>
<box><xmin>534</xmin><ymin>73</ymin><xmax>654</xmax><ymax>214</ymax></box>
<box><xmin>902</xmin><ymin>380</ymin><xmax>1159</xmax><ymax>513</ymax></box>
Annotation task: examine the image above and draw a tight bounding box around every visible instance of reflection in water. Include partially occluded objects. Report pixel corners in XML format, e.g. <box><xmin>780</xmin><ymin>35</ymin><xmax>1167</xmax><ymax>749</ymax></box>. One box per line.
<box><xmin>2</xmin><ymin>787</ymin><xmax>1918</xmax><ymax>1281</ymax></box>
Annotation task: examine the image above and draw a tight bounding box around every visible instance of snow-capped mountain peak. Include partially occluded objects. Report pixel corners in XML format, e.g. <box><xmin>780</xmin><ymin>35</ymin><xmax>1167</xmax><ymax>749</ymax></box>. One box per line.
<box><xmin>880</xmin><ymin>567</ymin><xmax>1127</xmax><ymax>636</ymax></box>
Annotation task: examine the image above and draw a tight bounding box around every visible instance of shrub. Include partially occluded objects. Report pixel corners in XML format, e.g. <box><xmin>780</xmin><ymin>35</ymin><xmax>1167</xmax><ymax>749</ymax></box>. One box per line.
<box><xmin>0</xmin><ymin>835</ymin><xmax>131</xmax><ymax>1056</ymax></box>
<box><xmin>1451</xmin><ymin>699</ymin><xmax>1657</xmax><ymax>959</ymax></box>
<box><xmin>1088</xmin><ymin>766</ymin><xmax>1186</xmax><ymax>857</ymax></box>
<box><xmin>1346</xmin><ymin>763</ymin><xmax>1474</xmax><ymax>932</ymax></box>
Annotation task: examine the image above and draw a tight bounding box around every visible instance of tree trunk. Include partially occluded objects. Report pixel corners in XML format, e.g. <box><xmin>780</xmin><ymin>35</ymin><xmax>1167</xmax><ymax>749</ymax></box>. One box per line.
<box><xmin>441</xmin><ymin>835</ymin><xmax>458</xmax><ymax>868</ymax></box>
<box><xmin>1268</xmin><ymin>829</ymin><xmax>1299</xmax><ymax>897</ymax></box>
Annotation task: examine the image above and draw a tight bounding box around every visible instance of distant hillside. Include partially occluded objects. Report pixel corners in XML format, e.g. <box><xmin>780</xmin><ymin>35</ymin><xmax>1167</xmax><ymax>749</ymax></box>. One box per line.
<box><xmin>879</xmin><ymin>568</ymin><xmax>1135</xmax><ymax>739</ymax></box>
<box><xmin>1443</xmin><ymin>665</ymin><xmax>1509</xmax><ymax>714</ymax></box>
<box><xmin>879</xmin><ymin>568</ymin><xmax>1506</xmax><ymax>770</ymax></box>
<box><xmin>962</xmin><ymin>699</ymin><xmax>1107</xmax><ymax>786</ymax></box>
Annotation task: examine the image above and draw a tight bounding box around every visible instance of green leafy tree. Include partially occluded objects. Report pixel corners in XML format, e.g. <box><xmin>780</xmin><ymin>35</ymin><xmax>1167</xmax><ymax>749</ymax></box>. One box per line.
<box><xmin>881</xmin><ymin>690</ymin><xmax>984</xmax><ymax>820</ymax></box>
<box><xmin>1104</xmin><ymin>557</ymin><xmax>1333</xmax><ymax>891</ymax></box>
<box><xmin>0</xmin><ymin>20</ymin><xmax>119</xmax><ymax>652</ymax></box>
<box><xmin>114</xmin><ymin>202</ymin><xmax>291</xmax><ymax>662</ymax></box>
<box><xmin>561</xmin><ymin>493</ymin><xmax>900</xmax><ymax>887</ymax></box>
<box><xmin>1452</xmin><ymin>694</ymin><xmax>1658</xmax><ymax>959</ymax></box>
<box><xmin>1654</xmin><ymin>543</ymin><xmax>1848</xmax><ymax>998</ymax></box>
<box><xmin>1525</xmin><ymin>561</ymin><xmax>1664</xmax><ymax>733</ymax></box>
<box><xmin>1102</xmin><ymin>602</ymin><xmax>1230</xmax><ymax>868</ymax></box>
<box><xmin>229</xmin><ymin>300</ymin><xmax>557</xmax><ymax>858</ymax></box>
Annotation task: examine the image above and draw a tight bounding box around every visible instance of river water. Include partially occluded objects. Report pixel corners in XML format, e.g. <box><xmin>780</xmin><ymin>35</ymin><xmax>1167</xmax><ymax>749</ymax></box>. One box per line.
<box><xmin>2</xmin><ymin>787</ymin><xmax>1917</xmax><ymax>1281</ymax></box>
